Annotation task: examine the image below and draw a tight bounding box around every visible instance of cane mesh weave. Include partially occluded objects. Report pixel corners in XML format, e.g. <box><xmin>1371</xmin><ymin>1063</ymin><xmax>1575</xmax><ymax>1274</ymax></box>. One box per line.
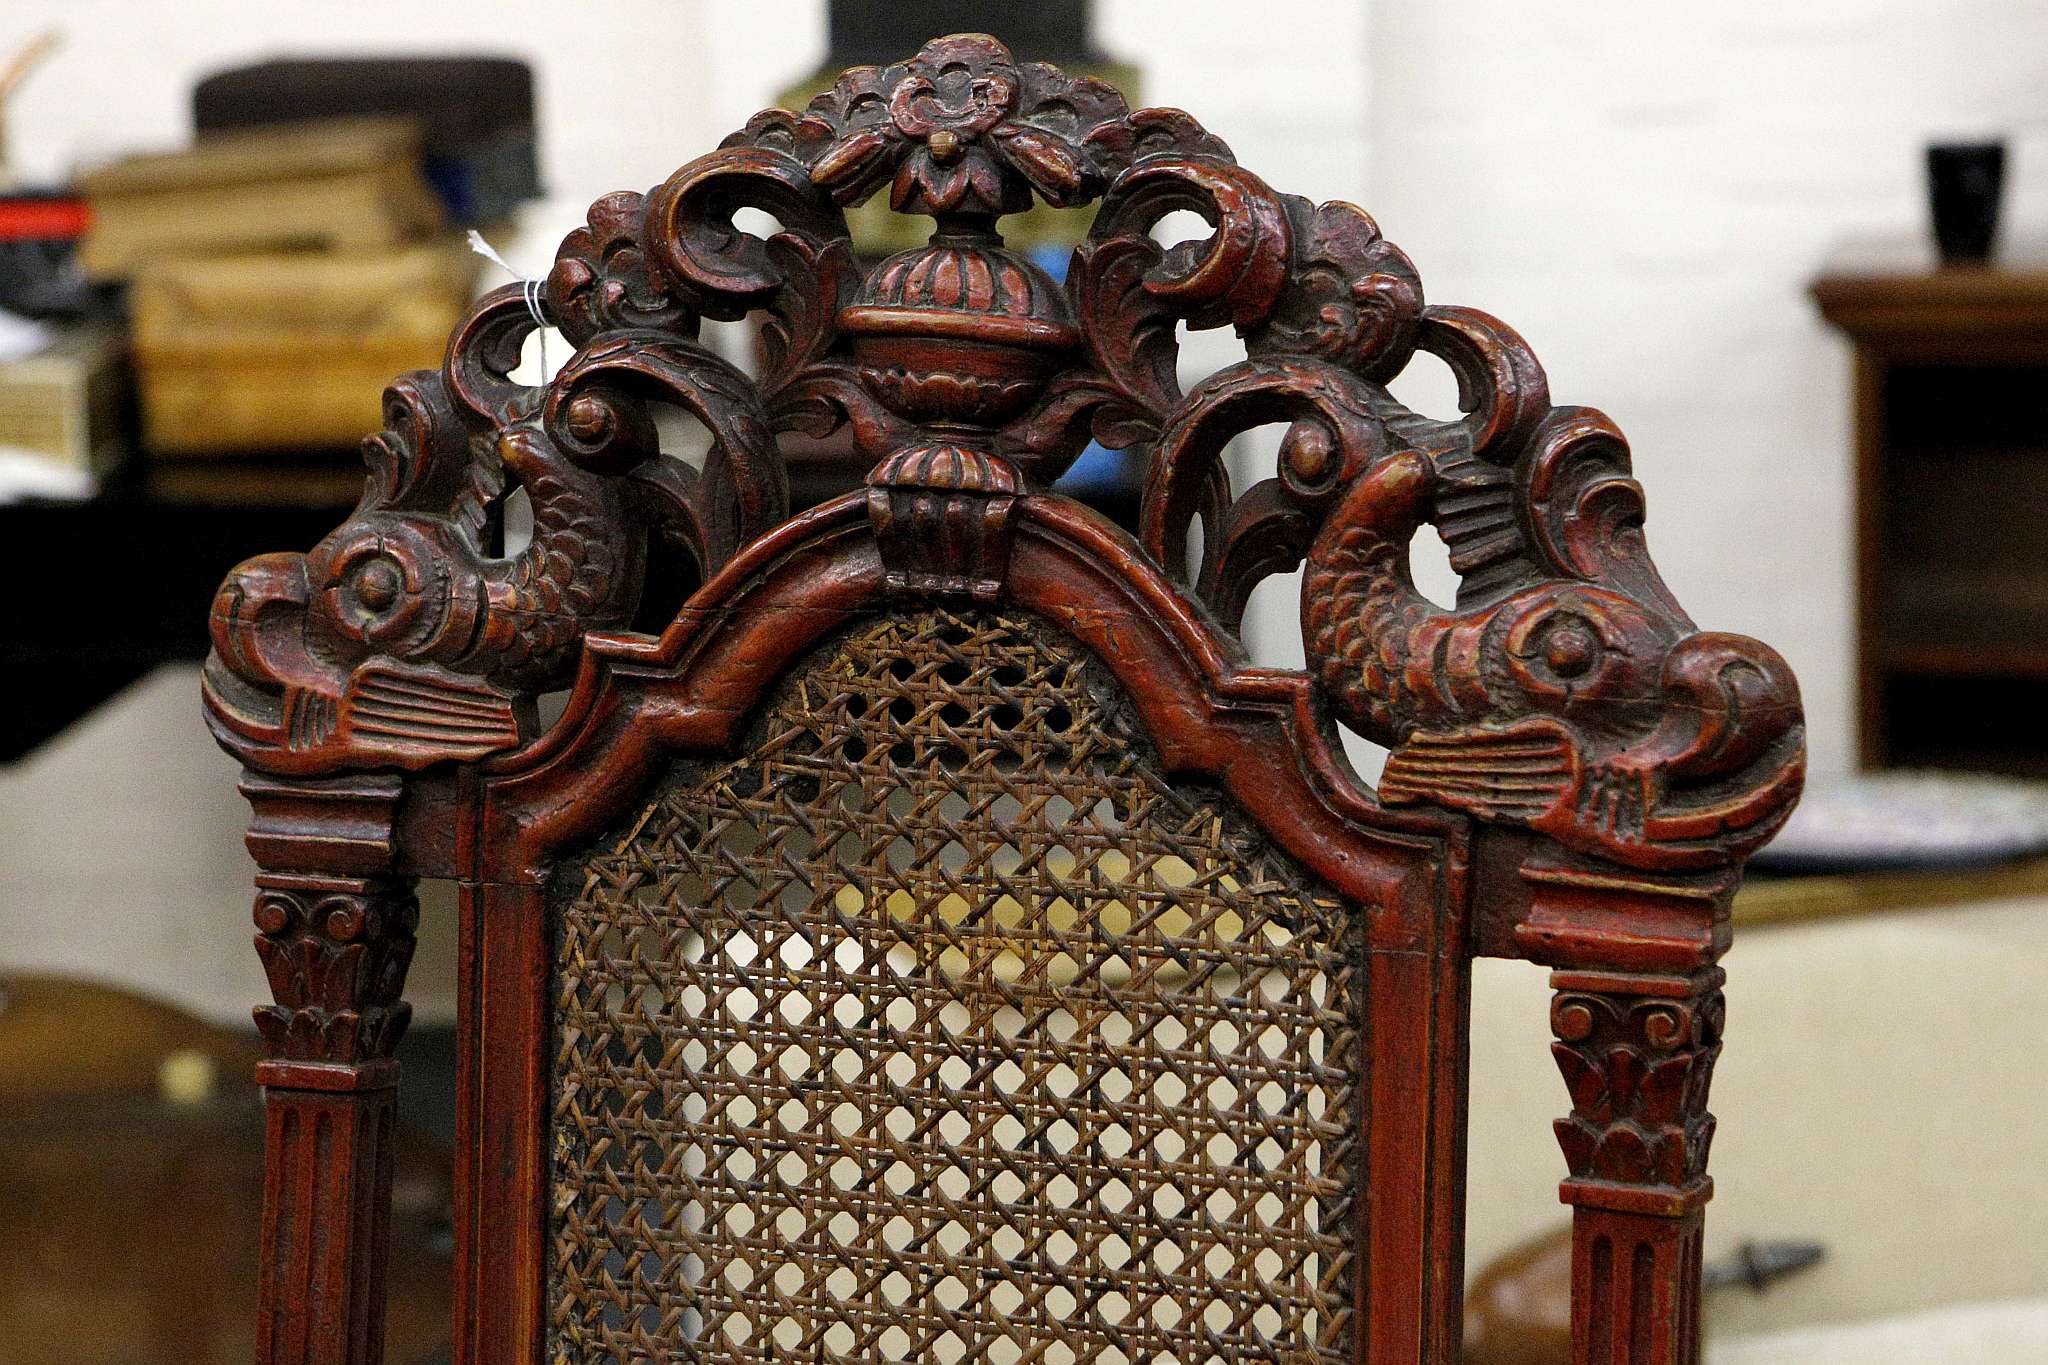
<box><xmin>550</xmin><ymin>609</ymin><xmax>1364</xmax><ymax>1365</ymax></box>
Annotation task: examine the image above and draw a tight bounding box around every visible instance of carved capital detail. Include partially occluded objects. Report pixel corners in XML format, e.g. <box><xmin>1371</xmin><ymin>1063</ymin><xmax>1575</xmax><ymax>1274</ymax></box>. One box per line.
<box><xmin>1550</xmin><ymin>969</ymin><xmax>1724</xmax><ymax>1211</ymax></box>
<box><xmin>236</xmin><ymin>771</ymin><xmax>418</xmax><ymax>1069</ymax></box>
<box><xmin>251</xmin><ymin>874</ymin><xmax>419</xmax><ymax>1066</ymax></box>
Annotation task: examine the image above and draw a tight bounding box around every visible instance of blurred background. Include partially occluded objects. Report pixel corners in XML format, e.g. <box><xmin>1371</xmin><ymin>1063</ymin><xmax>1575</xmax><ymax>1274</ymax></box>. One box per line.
<box><xmin>2</xmin><ymin>2</ymin><xmax>2046</xmax><ymax>1362</ymax></box>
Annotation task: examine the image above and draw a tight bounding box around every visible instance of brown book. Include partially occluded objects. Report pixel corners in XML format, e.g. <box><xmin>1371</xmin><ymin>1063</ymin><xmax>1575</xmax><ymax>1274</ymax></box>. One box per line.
<box><xmin>144</xmin><ymin>453</ymin><xmax>368</xmax><ymax>507</ymax></box>
<box><xmin>130</xmin><ymin>238</ymin><xmax>478</xmax><ymax>455</ymax></box>
<box><xmin>77</xmin><ymin>117</ymin><xmax>443</xmax><ymax>279</ymax></box>
<box><xmin>0</xmin><ymin>323</ymin><xmax>127</xmax><ymax>474</ymax></box>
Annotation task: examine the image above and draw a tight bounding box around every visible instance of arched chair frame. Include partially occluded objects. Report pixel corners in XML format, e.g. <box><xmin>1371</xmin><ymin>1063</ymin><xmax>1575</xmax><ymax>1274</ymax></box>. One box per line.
<box><xmin>205</xmin><ymin>33</ymin><xmax>1803</xmax><ymax>1365</ymax></box>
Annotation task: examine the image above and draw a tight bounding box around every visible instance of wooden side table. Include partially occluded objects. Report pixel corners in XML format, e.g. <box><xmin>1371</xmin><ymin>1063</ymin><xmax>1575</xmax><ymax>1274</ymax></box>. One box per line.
<box><xmin>1811</xmin><ymin>238</ymin><xmax>2048</xmax><ymax>773</ymax></box>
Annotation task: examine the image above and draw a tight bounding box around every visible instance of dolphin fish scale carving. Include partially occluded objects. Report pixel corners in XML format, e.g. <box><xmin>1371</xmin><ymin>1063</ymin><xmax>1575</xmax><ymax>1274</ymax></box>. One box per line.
<box><xmin>201</xmin><ymin>31</ymin><xmax>1801</xmax><ymax>872</ymax></box>
<box><xmin>197</xmin><ymin>37</ymin><xmax>1802</xmax><ymax>1365</ymax></box>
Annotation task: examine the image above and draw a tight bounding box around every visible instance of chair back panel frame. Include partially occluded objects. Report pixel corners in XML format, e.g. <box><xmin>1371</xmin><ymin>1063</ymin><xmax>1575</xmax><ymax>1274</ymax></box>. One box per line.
<box><xmin>456</xmin><ymin>495</ymin><xmax>1473</xmax><ymax>1363</ymax></box>
<box><xmin>203</xmin><ymin>33</ymin><xmax>1804</xmax><ymax>1365</ymax></box>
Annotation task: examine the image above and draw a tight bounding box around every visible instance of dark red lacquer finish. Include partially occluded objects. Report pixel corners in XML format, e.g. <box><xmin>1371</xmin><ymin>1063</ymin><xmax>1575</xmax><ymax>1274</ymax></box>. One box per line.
<box><xmin>204</xmin><ymin>34</ymin><xmax>1803</xmax><ymax>1365</ymax></box>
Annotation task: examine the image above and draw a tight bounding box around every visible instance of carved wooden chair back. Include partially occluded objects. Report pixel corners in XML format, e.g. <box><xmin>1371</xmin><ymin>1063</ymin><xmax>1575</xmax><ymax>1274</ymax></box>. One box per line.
<box><xmin>205</xmin><ymin>34</ymin><xmax>1803</xmax><ymax>1365</ymax></box>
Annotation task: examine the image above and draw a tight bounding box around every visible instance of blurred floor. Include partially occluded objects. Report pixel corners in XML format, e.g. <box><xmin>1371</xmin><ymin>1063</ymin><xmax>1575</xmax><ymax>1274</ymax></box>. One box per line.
<box><xmin>0</xmin><ymin>974</ymin><xmax>453</xmax><ymax>1365</ymax></box>
<box><xmin>0</xmin><ymin>665</ymin><xmax>462</xmax><ymax>1027</ymax></box>
<box><xmin>1464</xmin><ymin>893</ymin><xmax>2048</xmax><ymax>1343</ymax></box>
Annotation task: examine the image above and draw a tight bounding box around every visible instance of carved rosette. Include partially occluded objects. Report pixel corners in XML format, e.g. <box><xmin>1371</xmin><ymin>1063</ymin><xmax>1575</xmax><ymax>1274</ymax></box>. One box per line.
<box><xmin>1550</xmin><ymin>970</ymin><xmax>1724</xmax><ymax>1207</ymax></box>
<box><xmin>755</xmin><ymin>32</ymin><xmax>1141</xmax><ymax>218</ymax></box>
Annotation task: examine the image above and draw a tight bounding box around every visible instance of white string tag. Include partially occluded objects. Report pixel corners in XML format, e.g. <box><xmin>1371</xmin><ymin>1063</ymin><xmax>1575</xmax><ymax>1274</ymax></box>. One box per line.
<box><xmin>466</xmin><ymin>228</ymin><xmax>549</xmax><ymax>379</ymax></box>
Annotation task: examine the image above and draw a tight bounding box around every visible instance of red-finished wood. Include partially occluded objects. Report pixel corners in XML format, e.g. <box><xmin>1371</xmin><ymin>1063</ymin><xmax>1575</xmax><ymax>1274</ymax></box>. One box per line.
<box><xmin>463</xmin><ymin>494</ymin><xmax>1474</xmax><ymax>1363</ymax></box>
<box><xmin>1567</xmin><ymin>1209</ymin><xmax>1707</xmax><ymax>1365</ymax></box>
<box><xmin>1551</xmin><ymin>967</ymin><xmax>1723</xmax><ymax>1365</ymax></box>
<box><xmin>451</xmin><ymin>880</ymin><xmax>549</xmax><ymax>1365</ymax></box>
<box><xmin>233</xmin><ymin>775</ymin><xmax>417</xmax><ymax>1365</ymax></box>
<box><xmin>255</xmin><ymin>1080</ymin><xmax>399</xmax><ymax>1365</ymax></box>
<box><xmin>200</xmin><ymin>31</ymin><xmax>1804</xmax><ymax>1365</ymax></box>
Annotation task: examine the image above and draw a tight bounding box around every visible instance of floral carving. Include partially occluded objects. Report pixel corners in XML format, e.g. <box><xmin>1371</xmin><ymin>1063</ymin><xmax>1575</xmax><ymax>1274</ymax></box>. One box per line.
<box><xmin>203</xmin><ymin>29</ymin><xmax>1801</xmax><ymax>874</ymax></box>
<box><xmin>252</xmin><ymin>878</ymin><xmax>419</xmax><ymax>1064</ymax></box>
<box><xmin>547</xmin><ymin>190</ymin><xmax>697</xmax><ymax>346</ymax></box>
<box><xmin>754</xmin><ymin>33</ymin><xmax>1134</xmax><ymax>217</ymax></box>
<box><xmin>1551</xmin><ymin>974</ymin><xmax>1723</xmax><ymax>1197</ymax></box>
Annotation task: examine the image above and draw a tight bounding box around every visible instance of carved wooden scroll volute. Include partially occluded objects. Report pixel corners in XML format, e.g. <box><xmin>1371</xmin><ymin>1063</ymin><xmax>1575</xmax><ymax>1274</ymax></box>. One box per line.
<box><xmin>205</xmin><ymin>34</ymin><xmax>1803</xmax><ymax>877</ymax></box>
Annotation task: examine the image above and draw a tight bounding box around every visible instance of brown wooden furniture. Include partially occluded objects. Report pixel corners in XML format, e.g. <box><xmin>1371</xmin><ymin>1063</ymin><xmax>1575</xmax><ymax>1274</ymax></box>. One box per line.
<box><xmin>203</xmin><ymin>35</ymin><xmax>1804</xmax><ymax>1365</ymax></box>
<box><xmin>0</xmin><ymin>974</ymin><xmax>452</xmax><ymax>1365</ymax></box>
<box><xmin>1811</xmin><ymin>237</ymin><xmax>2048</xmax><ymax>772</ymax></box>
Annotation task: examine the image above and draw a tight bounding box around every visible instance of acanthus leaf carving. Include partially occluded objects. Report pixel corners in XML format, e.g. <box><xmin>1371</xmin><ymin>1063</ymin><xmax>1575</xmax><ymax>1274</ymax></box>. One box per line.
<box><xmin>251</xmin><ymin>878</ymin><xmax>419</xmax><ymax>1066</ymax></box>
<box><xmin>546</xmin><ymin>189</ymin><xmax>699</xmax><ymax>347</ymax></box>
<box><xmin>1248</xmin><ymin>199</ymin><xmax>1423</xmax><ymax>380</ymax></box>
<box><xmin>202</xmin><ymin>29</ymin><xmax>1800</xmax><ymax>879</ymax></box>
<box><xmin>1550</xmin><ymin>973</ymin><xmax>1724</xmax><ymax>1198</ymax></box>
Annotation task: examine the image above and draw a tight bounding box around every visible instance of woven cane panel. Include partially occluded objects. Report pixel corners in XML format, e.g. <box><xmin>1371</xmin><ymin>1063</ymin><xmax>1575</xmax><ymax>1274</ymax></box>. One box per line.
<box><xmin>550</xmin><ymin>609</ymin><xmax>1364</xmax><ymax>1365</ymax></box>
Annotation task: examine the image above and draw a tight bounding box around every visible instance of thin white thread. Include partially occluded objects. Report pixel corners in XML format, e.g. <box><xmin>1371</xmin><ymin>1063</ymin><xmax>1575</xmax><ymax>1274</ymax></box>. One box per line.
<box><xmin>467</xmin><ymin>229</ymin><xmax>550</xmax><ymax>378</ymax></box>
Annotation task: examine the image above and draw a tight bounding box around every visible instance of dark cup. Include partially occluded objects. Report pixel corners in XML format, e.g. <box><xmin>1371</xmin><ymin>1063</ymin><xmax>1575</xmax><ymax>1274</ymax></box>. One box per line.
<box><xmin>1927</xmin><ymin>140</ymin><xmax>2006</xmax><ymax>263</ymax></box>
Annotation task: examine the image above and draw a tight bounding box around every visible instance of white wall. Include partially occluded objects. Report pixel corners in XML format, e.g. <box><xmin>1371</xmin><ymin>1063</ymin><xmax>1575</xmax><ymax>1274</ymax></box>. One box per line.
<box><xmin>0</xmin><ymin>0</ymin><xmax>1374</xmax><ymax>1021</ymax></box>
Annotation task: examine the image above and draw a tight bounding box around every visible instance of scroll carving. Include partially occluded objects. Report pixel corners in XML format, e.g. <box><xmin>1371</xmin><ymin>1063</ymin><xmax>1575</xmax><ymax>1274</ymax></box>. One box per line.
<box><xmin>205</xmin><ymin>280</ymin><xmax>783</xmax><ymax>775</ymax></box>
<box><xmin>1551</xmin><ymin>971</ymin><xmax>1723</xmax><ymax>1203</ymax></box>
<box><xmin>192</xmin><ymin>36</ymin><xmax>1804</xmax><ymax>1365</ymax></box>
<box><xmin>252</xmin><ymin>876</ymin><xmax>419</xmax><ymax>1065</ymax></box>
<box><xmin>203</xmin><ymin>29</ymin><xmax>1801</xmax><ymax>874</ymax></box>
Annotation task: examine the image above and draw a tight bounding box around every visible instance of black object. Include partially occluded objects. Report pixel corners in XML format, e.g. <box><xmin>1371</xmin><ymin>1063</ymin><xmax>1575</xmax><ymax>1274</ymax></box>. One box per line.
<box><xmin>193</xmin><ymin>57</ymin><xmax>540</xmax><ymax>225</ymax></box>
<box><xmin>1702</xmin><ymin>1240</ymin><xmax>1827</xmax><ymax>1295</ymax></box>
<box><xmin>0</xmin><ymin>476</ymin><xmax>353</xmax><ymax>760</ymax></box>
<box><xmin>1927</xmin><ymin>140</ymin><xmax>2006</xmax><ymax>263</ymax></box>
<box><xmin>828</xmin><ymin>0</ymin><xmax>1102</xmax><ymax>66</ymax></box>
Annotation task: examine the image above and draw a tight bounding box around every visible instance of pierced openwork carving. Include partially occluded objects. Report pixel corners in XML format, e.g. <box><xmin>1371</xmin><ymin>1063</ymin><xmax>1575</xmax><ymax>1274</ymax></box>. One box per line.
<box><xmin>551</xmin><ymin>611</ymin><xmax>1361</xmax><ymax>1365</ymax></box>
<box><xmin>203</xmin><ymin>29</ymin><xmax>1800</xmax><ymax>873</ymax></box>
<box><xmin>201</xmin><ymin>32</ymin><xmax>1805</xmax><ymax>1365</ymax></box>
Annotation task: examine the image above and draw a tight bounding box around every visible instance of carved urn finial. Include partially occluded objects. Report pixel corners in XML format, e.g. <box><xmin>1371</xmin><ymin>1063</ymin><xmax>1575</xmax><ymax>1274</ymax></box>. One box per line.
<box><xmin>845</xmin><ymin>219</ymin><xmax>1080</xmax><ymax>599</ymax></box>
<box><xmin>825</xmin><ymin>40</ymin><xmax>1097</xmax><ymax>597</ymax></box>
<box><xmin>843</xmin><ymin>221</ymin><xmax>1079</xmax><ymax>446</ymax></box>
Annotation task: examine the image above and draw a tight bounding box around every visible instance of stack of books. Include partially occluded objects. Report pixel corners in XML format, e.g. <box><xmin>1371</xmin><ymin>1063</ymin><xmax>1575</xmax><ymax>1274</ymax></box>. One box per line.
<box><xmin>76</xmin><ymin>116</ymin><xmax>478</xmax><ymax>479</ymax></box>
